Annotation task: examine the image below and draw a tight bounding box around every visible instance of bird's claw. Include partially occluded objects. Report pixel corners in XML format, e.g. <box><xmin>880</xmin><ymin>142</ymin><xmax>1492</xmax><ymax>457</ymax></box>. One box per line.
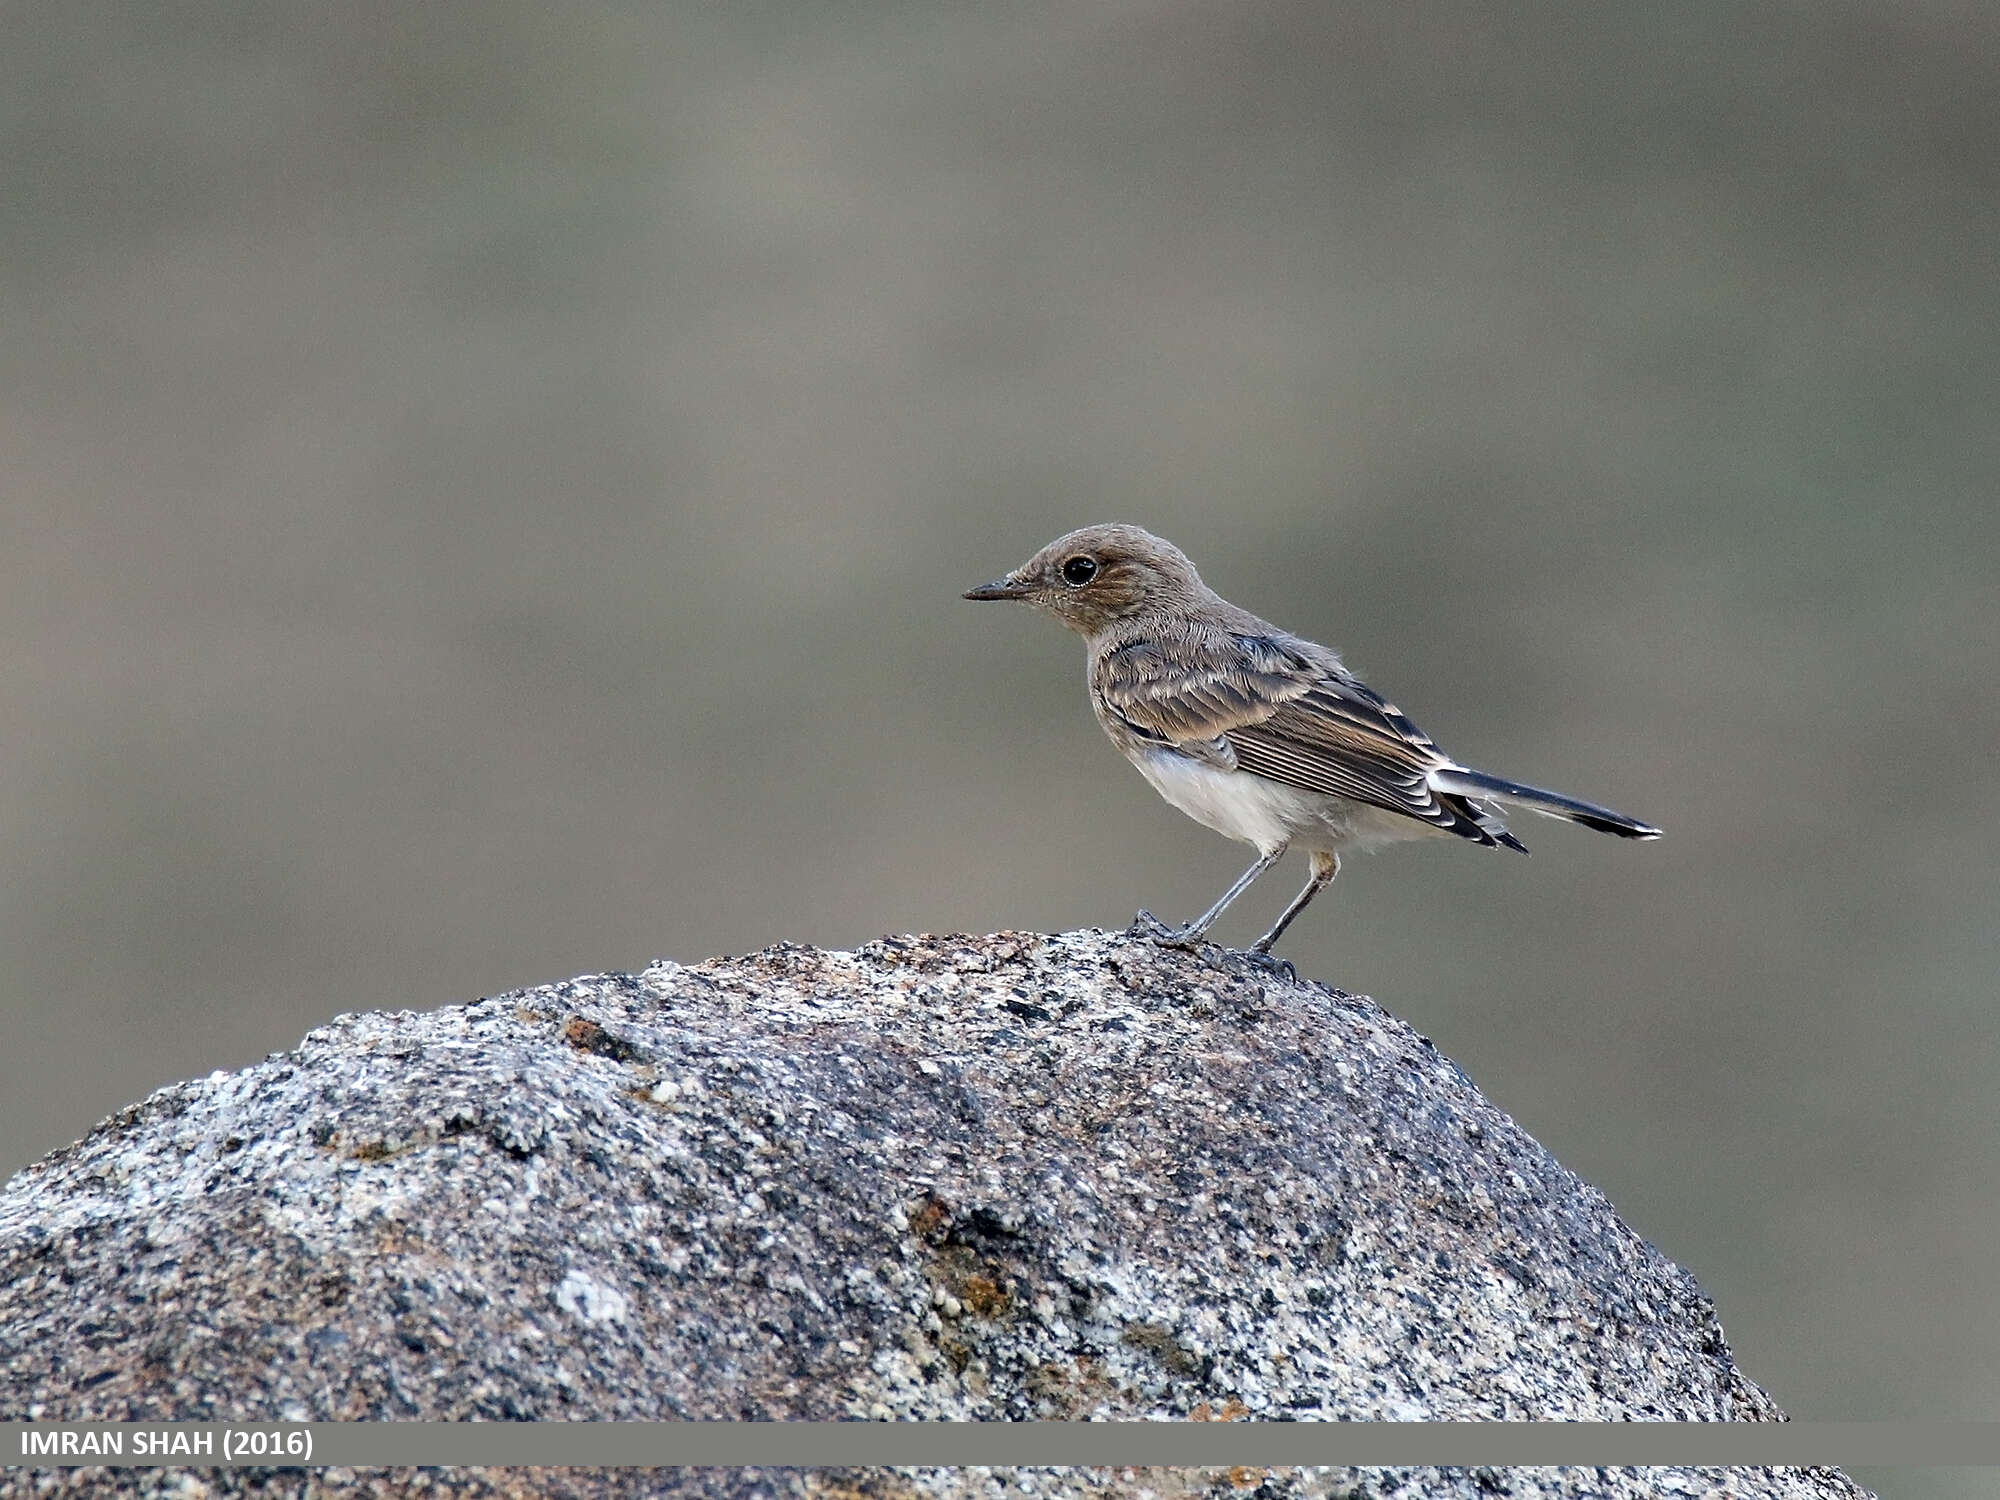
<box><xmin>1243</xmin><ymin>948</ymin><xmax>1297</xmax><ymax>981</ymax></box>
<box><xmin>1130</xmin><ymin>909</ymin><xmax>1199</xmax><ymax>947</ymax></box>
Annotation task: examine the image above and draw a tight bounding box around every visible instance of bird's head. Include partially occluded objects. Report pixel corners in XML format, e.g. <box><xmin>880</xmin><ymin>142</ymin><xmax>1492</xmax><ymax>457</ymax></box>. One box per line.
<box><xmin>962</xmin><ymin>524</ymin><xmax>1206</xmax><ymax>636</ymax></box>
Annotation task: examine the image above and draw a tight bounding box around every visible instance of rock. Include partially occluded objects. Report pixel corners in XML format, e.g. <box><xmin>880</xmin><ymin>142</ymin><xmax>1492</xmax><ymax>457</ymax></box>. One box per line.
<box><xmin>0</xmin><ymin>930</ymin><xmax>1869</xmax><ymax>1500</ymax></box>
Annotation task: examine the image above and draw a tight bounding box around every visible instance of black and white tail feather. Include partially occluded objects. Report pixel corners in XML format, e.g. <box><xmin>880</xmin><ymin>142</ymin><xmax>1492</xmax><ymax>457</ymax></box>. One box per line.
<box><xmin>1429</xmin><ymin>766</ymin><xmax>1663</xmax><ymax>852</ymax></box>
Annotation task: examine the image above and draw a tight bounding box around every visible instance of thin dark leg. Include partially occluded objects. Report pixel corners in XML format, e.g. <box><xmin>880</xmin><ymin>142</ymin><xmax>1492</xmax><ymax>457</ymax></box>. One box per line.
<box><xmin>1134</xmin><ymin>846</ymin><xmax>1285</xmax><ymax>947</ymax></box>
<box><xmin>1250</xmin><ymin>850</ymin><xmax>1339</xmax><ymax>954</ymax></box>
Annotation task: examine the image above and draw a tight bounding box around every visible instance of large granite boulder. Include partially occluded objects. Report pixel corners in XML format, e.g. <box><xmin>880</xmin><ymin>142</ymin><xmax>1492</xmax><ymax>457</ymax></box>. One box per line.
<box><xmin>0</xmin><ymin>929</ymin><xmax>1868</xmax><ymax>1499</ymax></box>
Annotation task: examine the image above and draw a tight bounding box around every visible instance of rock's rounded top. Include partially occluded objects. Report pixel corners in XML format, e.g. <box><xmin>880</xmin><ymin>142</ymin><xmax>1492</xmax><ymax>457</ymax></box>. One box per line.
<box><xmin>0</xmin><ymin>929</ymin><xmax>1867</xmax><ymax>1498</ymax></box>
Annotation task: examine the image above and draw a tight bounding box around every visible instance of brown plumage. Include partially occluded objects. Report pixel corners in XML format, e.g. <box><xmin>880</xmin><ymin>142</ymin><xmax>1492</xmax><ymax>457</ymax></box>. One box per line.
<box><xmin>965</xmin><ymin>524</ymin><xmax>1661</xmax><ymax>961</ymax></box>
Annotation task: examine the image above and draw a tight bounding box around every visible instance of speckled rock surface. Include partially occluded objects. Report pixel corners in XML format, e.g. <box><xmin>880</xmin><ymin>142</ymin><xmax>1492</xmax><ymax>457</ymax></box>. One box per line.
<box><xmin>0</xmin><ymin>930</ymin><xmax>1869</xmax><ymax>1500</ymax></box>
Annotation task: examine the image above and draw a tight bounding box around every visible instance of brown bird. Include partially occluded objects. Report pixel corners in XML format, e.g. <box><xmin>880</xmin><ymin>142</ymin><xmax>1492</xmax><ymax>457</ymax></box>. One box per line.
<box><xmin>965</xmin><ymin>524</ymin><xmax>1660</xmax><ymax>963</ymax></box>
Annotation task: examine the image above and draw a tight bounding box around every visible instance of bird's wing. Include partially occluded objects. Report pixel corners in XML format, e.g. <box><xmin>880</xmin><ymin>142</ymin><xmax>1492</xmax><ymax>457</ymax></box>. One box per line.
<box><xmin>1092</xmin><ymin>633</ymin><xmax>1312</xmax><ymax>768</ymax></box>
<box><xmin>1096</xmin><ymin>631</ymin><xmax>1518</xmax><ymax>845</ymax></box>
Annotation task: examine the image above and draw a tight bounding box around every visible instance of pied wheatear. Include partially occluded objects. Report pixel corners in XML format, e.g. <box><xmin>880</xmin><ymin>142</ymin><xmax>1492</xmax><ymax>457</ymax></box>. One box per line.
<box><xmin>965</xmin><ymin>524</ymin><xmax>1660</xmax><ymax>962</ymax></box>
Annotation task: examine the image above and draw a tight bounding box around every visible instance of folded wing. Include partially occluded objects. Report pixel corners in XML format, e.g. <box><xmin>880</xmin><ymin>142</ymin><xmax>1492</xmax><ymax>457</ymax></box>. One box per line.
<box><xmin>1095</xmin><ymin>629</ymin><xmax>1524</xmax><ymax>848</ymax></box>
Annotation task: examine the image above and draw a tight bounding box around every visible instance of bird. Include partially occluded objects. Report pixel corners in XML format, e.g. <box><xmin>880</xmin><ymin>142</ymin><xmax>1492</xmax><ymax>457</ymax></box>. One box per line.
<box><xmin>963</xmin><ymin>524</ymin><xmax>1660</xmax><ymax>964</ymax></box>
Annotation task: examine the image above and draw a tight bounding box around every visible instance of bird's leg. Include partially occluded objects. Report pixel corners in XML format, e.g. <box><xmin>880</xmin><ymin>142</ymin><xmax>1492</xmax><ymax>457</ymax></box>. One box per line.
<box><xmin>1133</xmin><ymin>846</ymin><xmax>1285</xmax><ymax>948</ymax></box>
<box><xmin>1249</xmin><ymin>850</ymin><xmax>1339</xmax><ymax>957</ymax></box>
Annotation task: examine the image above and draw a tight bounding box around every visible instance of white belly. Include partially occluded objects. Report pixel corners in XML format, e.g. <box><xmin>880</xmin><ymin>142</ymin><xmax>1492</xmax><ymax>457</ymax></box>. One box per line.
<box><xmin>1131</xmin><ymin>748</ymin><xmax>1443</xmax><ymax>856</ymax></box>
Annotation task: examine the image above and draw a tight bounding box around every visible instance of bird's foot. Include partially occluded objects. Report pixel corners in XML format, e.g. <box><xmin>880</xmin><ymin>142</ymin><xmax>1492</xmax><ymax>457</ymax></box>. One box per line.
<box><xmin>1130</xmin><ymin>910</ymin><xmax>1201</xmax><ymax>948</ymax></box>
<box><xmin>1243</xmin><ymin>947</ymin><xmax>1297</xmax><ymax>982</ymax></box>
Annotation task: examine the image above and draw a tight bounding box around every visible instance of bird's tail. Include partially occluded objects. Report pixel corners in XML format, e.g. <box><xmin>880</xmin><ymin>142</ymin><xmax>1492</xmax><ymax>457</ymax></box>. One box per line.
<box><xmin>1429</xmin><ymin>767</ymin><xmax>1662</xmax><ymax>840</ymax></box>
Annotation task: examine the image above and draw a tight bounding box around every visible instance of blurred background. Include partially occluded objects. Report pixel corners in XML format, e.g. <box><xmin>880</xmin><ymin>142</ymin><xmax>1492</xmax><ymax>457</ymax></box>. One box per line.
<box><xmin>2</xmin><ymin>1</ymin><xmax>1995</xmax><ymax>1487</ymax></box>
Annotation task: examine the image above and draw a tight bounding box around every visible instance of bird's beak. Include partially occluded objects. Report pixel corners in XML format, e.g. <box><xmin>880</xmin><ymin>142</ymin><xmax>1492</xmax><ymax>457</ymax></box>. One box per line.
<box><xmin>962</xmin><ymin>576</ymin><xmax>1029</xmax><ymax>601</ymax></box>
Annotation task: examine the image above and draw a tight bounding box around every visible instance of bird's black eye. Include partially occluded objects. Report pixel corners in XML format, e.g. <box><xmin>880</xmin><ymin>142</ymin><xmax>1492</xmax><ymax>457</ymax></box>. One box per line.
<box><xmin>1061</xmin><ymin>555</ymin><xmax>1098</xmax><ymax>586</ymax></box>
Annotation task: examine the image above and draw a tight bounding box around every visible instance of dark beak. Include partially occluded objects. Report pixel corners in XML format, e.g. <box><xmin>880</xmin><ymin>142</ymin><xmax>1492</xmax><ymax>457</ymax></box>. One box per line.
<box><xmin>962</xmin><ymin>577</ymin><xmax>1028</xmax><ymax>601</ymax></box>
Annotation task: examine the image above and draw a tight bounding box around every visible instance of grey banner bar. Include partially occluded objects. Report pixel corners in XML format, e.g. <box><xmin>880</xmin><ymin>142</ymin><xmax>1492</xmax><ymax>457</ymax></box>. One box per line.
<box><xmin>6</xmin><ymin>1423</ymin><xmax>2000</xmax><ymax>1469</ymax></box>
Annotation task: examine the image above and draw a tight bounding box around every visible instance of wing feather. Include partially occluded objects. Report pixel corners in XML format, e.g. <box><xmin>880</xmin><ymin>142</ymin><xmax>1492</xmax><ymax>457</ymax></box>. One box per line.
<box><xmin>1095</xmin><ymin>630</ymin><xmax>1516</xmax><ymax>845</ymax></box>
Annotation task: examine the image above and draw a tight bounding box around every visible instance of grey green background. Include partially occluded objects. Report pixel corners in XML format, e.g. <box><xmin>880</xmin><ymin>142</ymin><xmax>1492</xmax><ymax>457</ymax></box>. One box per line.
<box><xmin>2</xmin><ymin>2</ymin><xmax>1995</xmax><ymax>1489</ymax></box>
